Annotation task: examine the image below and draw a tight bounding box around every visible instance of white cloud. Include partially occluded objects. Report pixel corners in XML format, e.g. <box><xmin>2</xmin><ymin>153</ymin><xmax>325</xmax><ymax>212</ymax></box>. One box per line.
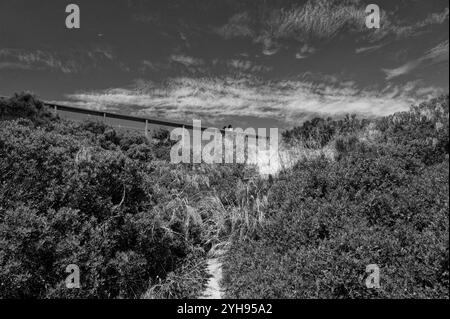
<box><xmin>417</xmin><ymin>8</ymin><xmax>449</xmax><ymax>28</ymax></box>
<box><xmin>0</xmin><ymin>62</ymin><xmax>33</xmax><ymax>70</ymax></box>
<box><xmin>227</xmin><ymin>59</ymin><xmax>272</xmax><ymax>73</ymax></box>
<box><xmin>60</xmin><ymin>75</ymin><xmax>428</xmax><ymax>127</ymax></box>
<box><xmin>215</xmin><ymin>1</ymin><xmax>449</xmax><ymax>55</ymax></box>
<box><xmin>0</xmin><ymin>49</ymin><xmax>77</xmax><ymax>73</ymax></box>
<box><xmin>383</xmin><ymin>40</ymin><xmax>449</xmax><ymax>79</ymax></box>
<box><xmin>369</xmin><ymin>7</ymin><xmax>449</xmax><ymax>42</ymax></box>
<box><xmin>424</xmin><ymin>40</ymin><xmax>449</xmax><ymax>62</ymax></box>
<box><xmin>383</xmin><ymin>61</ymin><xmax>422</xmax><ymax>80</ymax></box>
<box><xmin>169</xmin><ymin>54</ymin><xmax>204</xmax><ymax>67</ymax></box>
<box><xmin>355</xmin><ymin>43</ymin><xmax>386</xmax><ymax>54</ymax></box>
<box><xmin>0</xmin><ymin>47</ymin><xmax>117</xmax><ymax>73</ymax></box>
<box><xmin>295</xmin><ymin>43</ymin><xmax>316</xmax><ymax>59</ymax></box>
<box><xmin>216</xmin><ymin>0</ymin><xmax>368</xmax><ymax>48</ymax></box>
<box><xmin>215</xmin><ymin>12</ymin><xmax>254</xmax><ymax>39</ymax></box>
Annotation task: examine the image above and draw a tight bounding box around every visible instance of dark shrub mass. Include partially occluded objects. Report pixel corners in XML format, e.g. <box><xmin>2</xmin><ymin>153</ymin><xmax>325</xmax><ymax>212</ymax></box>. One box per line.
<box><xmin>0</xmin><ymin>94</ymin><xmax>245</xmax><ymax>298</ymax></box>
<box><xmin>223</xmin><ymin>95</ymin><xmax>449</xmax><ymax>299</ymax></box>
<box><xmin>1</xmin><ymin>93</ymin><xmax>448</xmax><ymax>299</ymax></box>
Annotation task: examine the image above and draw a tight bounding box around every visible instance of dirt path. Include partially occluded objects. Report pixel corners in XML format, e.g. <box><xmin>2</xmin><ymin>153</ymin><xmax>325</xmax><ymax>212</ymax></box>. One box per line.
<box><xmin>199</xmin><ymin>244</ymin><xmax>228</xmax><ymax>299</ymax></box>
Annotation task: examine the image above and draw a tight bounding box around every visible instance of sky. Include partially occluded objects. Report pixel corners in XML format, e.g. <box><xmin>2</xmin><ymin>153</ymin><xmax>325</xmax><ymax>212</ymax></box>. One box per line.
<box><xmin>0</xmin><ymin>0</ymin><xmax>448</xmax><ymax>129</ymax></box>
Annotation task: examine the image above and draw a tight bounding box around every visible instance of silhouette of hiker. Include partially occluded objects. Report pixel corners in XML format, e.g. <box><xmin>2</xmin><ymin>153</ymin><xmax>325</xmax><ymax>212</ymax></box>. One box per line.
<box><xmin>222</xmin><ymin>125</ymin><xmax>233</xmax><ymax>132</ymax></box>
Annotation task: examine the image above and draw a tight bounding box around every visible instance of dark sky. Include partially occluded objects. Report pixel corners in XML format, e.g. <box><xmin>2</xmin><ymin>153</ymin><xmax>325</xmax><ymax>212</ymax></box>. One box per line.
<box><xmin>0</xmin><ymin>0</ymin><xmax>448</xmax><ymax>129</ymax></box>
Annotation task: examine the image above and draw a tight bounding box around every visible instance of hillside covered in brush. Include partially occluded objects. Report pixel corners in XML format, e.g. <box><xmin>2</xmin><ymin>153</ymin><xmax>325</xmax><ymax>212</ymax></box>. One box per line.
<box><xmin>0</xmin><ymin>93</ymin><xmax>449</xmax><ymax>299</ymax></box>
<box><xmin>0</xmin><ymin>93</ymin><xmax>255</xmax><ymax>298</ymax></box>
<box><xmin>224</xmin><ymin>94</ymin><xmax>449</xmax><ymax>298</ymax></box>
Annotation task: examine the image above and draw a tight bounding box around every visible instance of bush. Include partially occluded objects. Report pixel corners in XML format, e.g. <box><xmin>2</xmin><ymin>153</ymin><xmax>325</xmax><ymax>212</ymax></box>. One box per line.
<box><xmin>223</xmin><ymin>95</ymin><xmax>449</xmax><ymax>299</ymax></box>
<box><xmin>0</xmin><ymin>94</ymin><xmax>248</xmax><ymax>298</ymax></box>
<box><xmin>2</xmin><ymin>92</ymin><xmax>448</xmax><ymax>299</ymax></box>
<box><xmin>0</xmin><ymin>93</ymin><xmax>55</xmax><ymax>125</ymax></box>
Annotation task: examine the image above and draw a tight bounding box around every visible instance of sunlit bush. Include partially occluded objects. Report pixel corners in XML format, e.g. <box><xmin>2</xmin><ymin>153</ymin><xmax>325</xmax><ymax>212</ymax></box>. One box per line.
<box><xmin>224</xmin><ymin>95</ymin><xmax>449</xmax><ymax>299</ymax></box>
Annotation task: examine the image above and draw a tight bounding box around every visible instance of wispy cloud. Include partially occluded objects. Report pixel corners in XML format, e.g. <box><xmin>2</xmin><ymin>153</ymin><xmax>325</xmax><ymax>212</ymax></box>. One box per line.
<box><xmin>383</xmin><ymin>61</ymin><xmax>421</xmax><ymax>80</ymax></box>
<box><xmin>0</xmin><ymin>62</ymin><xmax>34</xmax><ymax>70</ymax></box>
<box><xmin>383</xmin><ymin>40</ymin><xmax>449</xmax><ymax>79</ymax></box>
<box><xmin>0</xmin><ymin>47</ymin><xmax>117</xmax><ymax>73</ymax></box>
<box><xmin>295</xmin><ymin>44</ymin><xmax>317</xmax><ymax>59</ymax></box>
<box><xmin>0</xmin><ymin>49</ymin><xmax>79</xmax><ymax>73</ymax></box>
<box><xmin>369</xmin><ymin>7</ymin><xmax>449</xmax><ymax>42</ymax></box>
<box><xmin>227</xmin><ymin>59</ymin><xmax>272</xmax><ymax>73</ymax></box>
<box><xmin>169</xmin><ymin>54</ymin><xmax>204</xmax><ymax>67</ymax></box>
<box><xmin>58</xmin><ymin>75</ymin><xmax>433</xmax><ymax>127</ymax></box>
<box><xmin>215</xmin><ymin>1</ymin><xmax>449</xmax><ymax>56</ymax></box>
<box><xmin>355</xmin><ymin>43</ymin><xmax>386</xmax><ymax>54</ymax></box>
<box><xmin>424</xmin><ymin>39</ymin><xmax>450</xmax><ymax>62</ymax></box>
<box><xmin>216</xmin><ymin>0</ymin><xmax>368</xmax><ymax>55</ymax></box>
<box><xmin>215</xmin><ymin>12</ymin><xmax>254</xmax><ymax>39</ymax></box>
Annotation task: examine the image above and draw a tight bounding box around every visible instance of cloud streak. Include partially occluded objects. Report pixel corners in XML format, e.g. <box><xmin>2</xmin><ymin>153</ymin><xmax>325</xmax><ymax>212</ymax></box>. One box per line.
<box><xmin>58</xmin><ymin>75</ymin><xmax>434</xmax><ymax>127</ymax></box>
<box><xmin>215</xmin><ymin>1</ymin><xmax>449</xmax><ymax>56</ymax></box>
<box><xmin>215</xmin><ymin>0</ymin><xmax>369</xmax><ymax>55</ymax></box>
<box><xmin>383</xmin><ymin>40</ymin><xmax>449</xmax><ymax>79</ymax></box>
<box><xmin>0</xmin><ymin>47</ymin><xmax>117</xmax><ymax>73</ymax></box>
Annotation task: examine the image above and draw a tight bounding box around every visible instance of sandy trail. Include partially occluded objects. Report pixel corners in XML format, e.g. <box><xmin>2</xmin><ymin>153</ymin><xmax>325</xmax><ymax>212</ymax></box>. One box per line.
<box><xmin>199</xmin><ymin>245</ymin><xmax>227</xmax><ymax>299</ymax></box>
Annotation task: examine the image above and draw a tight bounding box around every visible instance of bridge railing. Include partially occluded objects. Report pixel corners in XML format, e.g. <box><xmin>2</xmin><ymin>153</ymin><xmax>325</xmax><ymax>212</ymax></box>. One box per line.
<box><xmin>1</xmin><ymin>95</ymin><xmax>269</xmax><ymax>140</ymax></box>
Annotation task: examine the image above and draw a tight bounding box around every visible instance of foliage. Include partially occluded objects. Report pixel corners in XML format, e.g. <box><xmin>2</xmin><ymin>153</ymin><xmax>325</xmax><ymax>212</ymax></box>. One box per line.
<box><xmin>223</xmin><ymin>95</ymin><xmax>449</xmax><ymax>299</ymax></box>
<box><xmin>1</xmin><ymin>92</ymin><xmax>448</xmax><ymax>299</ymax></box>
<box><xmin>282</xmin><ymin>114</ymin><xmax>369</xmax><ymax>148</ymax></box>
<box><xmin>0</xmin><ymin>93</ymin><xmax>55</xmax><ymax>125</ymax></box>
<box><xmin>0</xmin><ymin>93</ymin><xmax>248</xmax><ymax>298</ymax></box>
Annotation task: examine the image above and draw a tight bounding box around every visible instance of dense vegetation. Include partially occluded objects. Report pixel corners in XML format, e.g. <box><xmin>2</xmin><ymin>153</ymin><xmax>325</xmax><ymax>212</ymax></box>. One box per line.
<box><xmin>0</xmin><ymin>93</ymin><xmax>252</xmax><ymax>298</ymax></box>
<box><xmin>223</xmin><ymin>94</ymin><xmax>449</xmax><ymax>298</ymax></box>
<box><xmin>1</xmin><ymin>93</ymin><xmax>448</xmax><ymax>299</ymax></box>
